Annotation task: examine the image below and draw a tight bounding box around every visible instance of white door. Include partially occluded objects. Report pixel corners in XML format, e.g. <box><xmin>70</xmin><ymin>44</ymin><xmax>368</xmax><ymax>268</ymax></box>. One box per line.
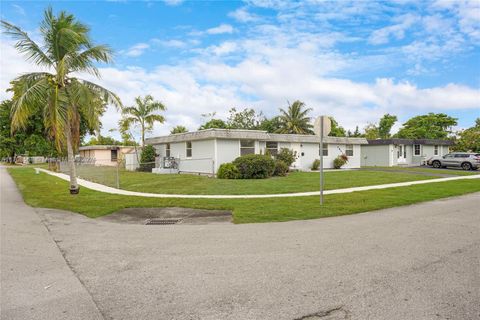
<box><xmin>397</xmin><ymin>144</ymin><xmax>407</xmax><ymax>163</ymax></box>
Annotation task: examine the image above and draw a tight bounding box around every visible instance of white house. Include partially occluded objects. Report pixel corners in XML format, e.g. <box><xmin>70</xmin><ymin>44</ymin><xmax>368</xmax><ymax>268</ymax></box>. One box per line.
<box><xmin>145</xmin><ymin>129</ymin><xmax>368</xmax><ymax>175</ymax></box>
<box><xmin>360</xmin><ymin>138</ymin><xmax>454</xmax><ymax>167</ymax></box>
<box><xmin>79</xmin><ymin>145</ymin><xmax>136</xmax><ymax>166</ymax></box>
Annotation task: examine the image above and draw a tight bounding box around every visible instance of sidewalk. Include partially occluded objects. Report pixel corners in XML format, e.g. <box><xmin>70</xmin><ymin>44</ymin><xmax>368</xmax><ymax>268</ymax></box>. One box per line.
<box><xmin>0</xmin><ymin>168</ymin><xmax>104</xmax><ymax>320</ymax></box>
<box><xmin>38</xmin><ymin>167</ymin><xmax>480</xmax><ymax>199</ymax></box>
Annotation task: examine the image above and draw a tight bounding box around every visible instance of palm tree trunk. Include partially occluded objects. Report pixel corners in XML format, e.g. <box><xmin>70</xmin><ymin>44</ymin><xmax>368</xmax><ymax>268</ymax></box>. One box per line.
<box><xmin>141</xmin><ymin>123</ymin><xmax>145</xmax><ymax>148</ymax></box>
<box><xmin>65</xmin><ymin>121</ymin><xmax>79</xmax><ymax>194</ymax></box>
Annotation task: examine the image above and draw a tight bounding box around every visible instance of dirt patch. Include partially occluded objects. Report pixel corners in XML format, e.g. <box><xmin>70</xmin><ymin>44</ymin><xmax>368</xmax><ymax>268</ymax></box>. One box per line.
<box><xmin>99</xmin><ymin>207</ymin><xmax>232</xmax><ymax>225</ymax></box>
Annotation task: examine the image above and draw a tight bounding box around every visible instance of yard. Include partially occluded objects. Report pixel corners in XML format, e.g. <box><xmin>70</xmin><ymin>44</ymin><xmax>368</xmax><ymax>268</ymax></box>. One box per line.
<box><xmin>73</xmin><ymin>166</ymin><xmax>445</xmax><ymax>195</ymax></box>
<box><xmin>7</xmin><ymin>167</ymin><xmax>480</xmax><ymax>223</ymax></box>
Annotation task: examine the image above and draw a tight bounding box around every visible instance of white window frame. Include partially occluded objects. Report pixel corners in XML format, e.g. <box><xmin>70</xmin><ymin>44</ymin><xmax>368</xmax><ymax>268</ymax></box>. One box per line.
<box><xmin>186</xmin><ymin>141</ymin><xmax>192</xmax><ymax>158</ymax></box>
<box><xmin>345</xmin><ymin>144</ymin><xmax>353</xmax><ymax>157</ymax></box>
<box><xmin>165</xmin><ymin>143</ymin><xmax>171</xmax><ymax>157</ymax></box>
<box><xmin>266</xmin><ymin>141</ymin><xmax>278</xmax><ymax>157</ymax></box>
<box><xmin>434</xmin><ymin>145</ymin><xmax>439</xmax><ymax>156</ymax></box>
<box><xmin>319</xmin><ymin>144</ymin><xmax>328</xmax><ymax>157</ymax></box>
<box><xmin>240</xmin><ymin>140</ymin><xmax>255</xmax><ymax>156</ymax></box>
<box><xmin>414</xmin><ymin>144</ymin><xmax>421</xmax><ymax>156</ymax></box>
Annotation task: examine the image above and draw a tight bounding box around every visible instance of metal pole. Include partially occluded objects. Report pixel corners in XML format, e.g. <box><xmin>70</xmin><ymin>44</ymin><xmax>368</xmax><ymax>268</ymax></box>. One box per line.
<box><xmin>320</xmin><ymin>116</ymin><xmax>324</xmax><ymax>205</ymax></box>
<box><xmin>116</xmin><ymin>159</ymin><xmax>120</xmax><ymax>189</ymax></box>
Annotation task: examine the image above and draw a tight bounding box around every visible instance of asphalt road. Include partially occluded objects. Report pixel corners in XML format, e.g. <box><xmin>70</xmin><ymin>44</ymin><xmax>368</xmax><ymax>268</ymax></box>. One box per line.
<box><xmin>1</xmin><ymin>168</ymin><xmax>480</xmax><ymax>320</ymax></box>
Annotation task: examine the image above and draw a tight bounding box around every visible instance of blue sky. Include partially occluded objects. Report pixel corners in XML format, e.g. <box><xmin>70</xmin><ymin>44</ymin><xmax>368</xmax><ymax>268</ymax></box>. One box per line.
<box><xmin>1</xmin><ymin>0</ymin><xmax>479</xmax><ymax>138</ymax></box>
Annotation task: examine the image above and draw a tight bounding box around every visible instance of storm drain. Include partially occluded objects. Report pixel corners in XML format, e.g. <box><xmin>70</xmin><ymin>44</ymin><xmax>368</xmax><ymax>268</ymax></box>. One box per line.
<box><xmin>145</xmin><ymin>218</ymin><xmax>183</xmax><ymax>225</ymax></box>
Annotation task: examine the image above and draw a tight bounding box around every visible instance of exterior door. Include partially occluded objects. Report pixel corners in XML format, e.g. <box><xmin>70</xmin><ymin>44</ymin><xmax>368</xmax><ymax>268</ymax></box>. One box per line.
<box><xmin>397</xmin><ymin>144</ymin><xmax>407</xmax><ymax>163</ymax></box>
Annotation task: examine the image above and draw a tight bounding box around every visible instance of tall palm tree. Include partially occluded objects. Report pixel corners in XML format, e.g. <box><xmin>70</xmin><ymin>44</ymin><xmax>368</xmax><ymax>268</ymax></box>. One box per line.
<box><xmin>276</xmin><ymin>100</ymin><xmax>314</xmax><ymax>134</ymax></box>
<box><xmin>119</xmin><ymin>95</ymin><xmax>166</xmax><ymax>147</ymax></box>
<box><xmin>2</xmin><ymin>8</ymin><xmax>121</xmax><ymax>194</ymax></box>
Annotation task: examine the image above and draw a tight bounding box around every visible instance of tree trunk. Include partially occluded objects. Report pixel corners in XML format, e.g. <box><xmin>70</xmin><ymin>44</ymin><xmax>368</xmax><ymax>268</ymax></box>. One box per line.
<box><xmin>141</xmin><ymin>123</ymin><xmax>145</xmax><ymax>148</ymax></box>
<box><xmin>65</xmin><ymin>121</ymin><xmax>79</xmax><ymax>194</ymax></box>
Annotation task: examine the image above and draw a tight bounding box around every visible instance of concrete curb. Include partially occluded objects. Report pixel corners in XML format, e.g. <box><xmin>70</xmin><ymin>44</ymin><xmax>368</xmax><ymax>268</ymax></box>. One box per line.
<box><xmin>36</xmin><ymin>168</ymin><xmax>480</xmax><ymax>199</ymax></box>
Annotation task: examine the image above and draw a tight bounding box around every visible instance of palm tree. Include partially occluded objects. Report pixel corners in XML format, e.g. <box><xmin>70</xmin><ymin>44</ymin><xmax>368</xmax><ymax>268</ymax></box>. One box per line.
<box><xmin>2</xmin><ymin>8</ymin><xmax>121</xmax><ymax>194</ymax></box>
<box><xmin>119</xmin><ymin>95</ymin><xmax>166</xmax><ymax>147</ymax></box>
<box><xmin>170</xmin><ymin>125</ymin><xmax>188</xmax><ymax>134</ymax></box>
<box><xmin>276</xmin><ymin>100</ymin><xmax>314</xmax><ymax>134</ymax></box>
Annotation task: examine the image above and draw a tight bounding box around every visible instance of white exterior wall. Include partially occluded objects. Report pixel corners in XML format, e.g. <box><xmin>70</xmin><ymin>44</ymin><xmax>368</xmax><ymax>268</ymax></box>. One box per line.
<box><xmin>169</xmin><ymin>140</ymin><xmax>215</xmax><ymax>174</ymax></box>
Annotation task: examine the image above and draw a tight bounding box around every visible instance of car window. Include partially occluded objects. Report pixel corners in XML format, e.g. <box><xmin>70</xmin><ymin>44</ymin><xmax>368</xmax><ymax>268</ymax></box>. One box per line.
<box><xmin>454</xmin><ymin>154</ymin><xmax>468</xmax><ymax>158</ymax></box>
<box><xmin>444</xmin><ymin>154</ymin><xmax>454</xmax><ymax>158</ymax></box>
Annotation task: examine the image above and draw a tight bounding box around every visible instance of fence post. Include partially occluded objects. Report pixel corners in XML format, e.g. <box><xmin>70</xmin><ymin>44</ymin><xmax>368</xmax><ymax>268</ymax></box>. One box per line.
<box><xmin>116</xmin><ymin>160</ymin><xmax>120</xmax><ymax>189</ymax></box>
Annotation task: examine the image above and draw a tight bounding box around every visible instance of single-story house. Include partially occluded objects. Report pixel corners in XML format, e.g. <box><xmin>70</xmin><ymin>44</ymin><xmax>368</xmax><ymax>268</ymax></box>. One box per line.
<box><xmin>360</xmin><ymin>138</ymin><xmax>454</xmax><ymax>167</ymax></box>
<box><xmin>145</xmin><ymin>129</ymin><xmax>368</xmax><ymax>174</ymax></box>
<box><xmin>79</xmin><ymin>145</ymin><xmax>136</xmax><ymax>166</ymax></box>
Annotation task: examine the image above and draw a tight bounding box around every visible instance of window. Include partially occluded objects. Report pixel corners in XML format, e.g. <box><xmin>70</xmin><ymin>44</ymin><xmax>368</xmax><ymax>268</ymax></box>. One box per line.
<box><xmin>319</xmin><ymin>144</ymin><xmax>328</xmax><ymax>156</ymax></box>
<box><xmin>165</xmin><ymin>143</ymin><xmax>171</xmax><ymax>157</ymax></box>
<box><xmin>345</xmin><ymin>144</ymin><xmax>353</xmax><ymax>157</ymax></box>
<box><xmin>414</xmin><ymin>144</ymin><xmax>421</xmax><ymax>156</ymax></box>
<box><xmin>398</xmin><ymin>145</ymin><xmax>402</xmax><ymax>158</ymax></box>
<box><xmin>454</xmin><ymin>153</ymin><xmax>468</xmax><ymax>158</ymax></box>
<box><xmin>434</xmin><ymin>145</ymin><xmax>439</xmax><ymax>156</ymax></box>
<box><xmin>240</xmin><ymin>140</ymin><xmax>255</xmax><ymax>155</ymax></box>
<box><xmin>186</xmin><ymin>141</ymin><xmax>192</xmax><ymax>157</ymax></box>
<box><xmin>444</xmin><ymin>153</ymin><xmax>454</xmax><ymax>159</ymax></box>
<box><xmin>111</xmin><ymin>149</ymin><xmax>118</xmax><ymax>162</ymax></box>
<box><xmin>266</xmin><ymin>141</ymin><xmax>278</xmax><ymax>157</ymax></box>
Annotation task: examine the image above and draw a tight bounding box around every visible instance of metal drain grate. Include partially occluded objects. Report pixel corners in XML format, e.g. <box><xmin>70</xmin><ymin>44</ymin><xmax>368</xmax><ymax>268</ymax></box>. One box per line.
<box><xmin>145</xmin><ymin>218</ymin><xmax>182</xmax><ymax>225</ymax></box>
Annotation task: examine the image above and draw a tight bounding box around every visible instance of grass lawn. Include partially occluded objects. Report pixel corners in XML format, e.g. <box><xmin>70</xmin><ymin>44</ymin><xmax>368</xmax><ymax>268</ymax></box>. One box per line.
<box><xmin>8</xmin><ymin>168</ymin><xmax>480</xmax><ymax>224</ymax></box>
<box><xmin>363</xmin><ymin>166</ymin><xmax>479</xmax><ymax>176</ymax></box>
<box><xmin>75</xmin><ymin>167</ymin><xmax>441</xmax><ymax>195</ymax></box>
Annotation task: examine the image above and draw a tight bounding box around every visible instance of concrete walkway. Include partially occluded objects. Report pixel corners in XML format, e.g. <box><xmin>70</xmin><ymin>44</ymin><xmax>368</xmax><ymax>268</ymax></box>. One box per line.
<box><xmin>0</xmin><ymin>168</ymin><xmax>104</xmax><ymax>320</ymax></box>
<box><xmin>38</xmin><ymin>168</ymin><xmax>480</xmax><ymax>199</ymax></box>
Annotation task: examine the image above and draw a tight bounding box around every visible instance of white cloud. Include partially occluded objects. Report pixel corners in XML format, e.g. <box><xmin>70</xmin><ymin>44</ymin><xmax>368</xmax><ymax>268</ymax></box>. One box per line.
<box><xmin>228</xmin><ymin>7</ymin><xmax>259</xmax><ymax>22</ymax></box>
<box><xmin>11</xmin><ymin>4</ymin><xmax>26</xmax><ymax>16</ymax></box>
<box><xmin>151</xmin><ymin>39</ymin><xmax>187</xmax><ymax>48</ymax></box>
<box><xmin>206</xmin><ymin>24</ymin><xmax>234</xmax><ymax>35</ymax></box>
<box><xmin>163</xmin><ymin>0</ymin><xmax>184</xmax><ymax>6</ymax></box>
<box><xmin>369</xmin><ymin>13</ymin><xmax>418</xmax><ymax>45</ymax></box>
<box><xmin>123</xmin><ymin>43</ymin><xmax>150</xmax><ymax>57</ymax></box>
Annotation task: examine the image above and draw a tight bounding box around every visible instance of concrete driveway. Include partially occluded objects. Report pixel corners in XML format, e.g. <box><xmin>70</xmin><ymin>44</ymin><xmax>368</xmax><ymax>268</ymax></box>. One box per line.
<box><xmin>1</xmin><ymin>169</ymin><xmax>479</xmax><ymax>320</ymax></box>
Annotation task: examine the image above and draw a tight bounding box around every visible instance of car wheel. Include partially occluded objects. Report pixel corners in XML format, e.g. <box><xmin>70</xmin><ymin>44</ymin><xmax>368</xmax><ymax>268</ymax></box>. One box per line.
<box><xmin>461</xmin><ymin>162</ymin><xmax>472</xmax><ymax>170</ymax></box>
<box><xmin>432</xmin><ymin>160</ymin><xmax>441</xmax><ymax>168</ymax></box>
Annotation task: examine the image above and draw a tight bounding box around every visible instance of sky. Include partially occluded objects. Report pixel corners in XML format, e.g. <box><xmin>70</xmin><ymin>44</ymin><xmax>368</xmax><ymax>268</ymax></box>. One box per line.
<box><xmin>1</xmin><ymin>0</ymin><xmax>479</xmax><ymax>141</ymax></box>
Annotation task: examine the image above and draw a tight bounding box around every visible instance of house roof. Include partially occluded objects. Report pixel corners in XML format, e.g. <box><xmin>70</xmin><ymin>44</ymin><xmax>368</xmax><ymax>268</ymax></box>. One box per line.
<box><xmin>145</xmin><ymin>128</ymin><xmax>369</xmax><ymax>145</ymax></box>
<box><xmin>79</xmin><ymin>145</ymin><xmax>135</xmax><ymax>151</ymax></box>
<box><xmin>366</xmin><ymin>138</ymin><xmax>454</xmax><ymax>146</ymax></box>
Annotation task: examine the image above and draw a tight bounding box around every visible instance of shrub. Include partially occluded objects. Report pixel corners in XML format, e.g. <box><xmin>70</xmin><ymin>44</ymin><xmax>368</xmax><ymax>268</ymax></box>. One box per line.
<box><xmin>311</xmin><ymin>159</ymin><xmax>320</xmax><ymax>170</ymax></box>
<box><xmin>138</xmin><ymin>145</ymin><xmax>156</xmax><ymax>172</ymax></box>
<box><xmin>217</xmin><ymin>163</ymin><xmax>240</xmax><ymax>179</ymax></box>
<box><xmin>233</xmin><ymin>154</ymin><xmax>275</xmax><ymax>179</ymax></box>
<box><xmin>276</xmin><ymin>148</ymin><xmax>297</xmax><ymax>167</ymax></box>
<box><xmin>333</xmin><ymin>155</ymin><xmax>348</xmax><ymax>169</ymax></box>
<box><xmin>273</xmin><ymin>160</ymin><xmax>289</xmax><ymax>176</ymax></box>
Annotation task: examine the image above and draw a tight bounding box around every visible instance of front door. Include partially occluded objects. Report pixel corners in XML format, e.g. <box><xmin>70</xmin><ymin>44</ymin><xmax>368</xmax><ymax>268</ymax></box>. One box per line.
<box><xmin>397</xmin><ymin>144</ymin><xmax>407</xmax><ymax>163</ymax></box>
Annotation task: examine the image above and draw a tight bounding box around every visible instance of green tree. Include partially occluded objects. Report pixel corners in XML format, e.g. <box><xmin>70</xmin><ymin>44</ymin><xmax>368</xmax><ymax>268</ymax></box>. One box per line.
<box><xmin>452</xmin><ymin>118</ymin><xmax>480</xmax><ymax>152</ymax></box>
<box><xmin>277</xmin><ymin>100</ymin><xmax>313</xmax><ymax>134</ymax></box>
<box><xmin>378</xmin><ymin>114</ymin><xmax>398</xmax><ymax>139</ymax></box>
<box><xmin>84</xmin><ymin>135</ymin><xmax>122</xmax><ymax>146</ymax></box>
<box><xmin>227</xmin><ymin>107</ymin><xmax>263</xmax><ymax>129</ymax></box>
<box><xmin>171</xmin><ymin>125</ymin><xmax>188</xmax><ymax>134</ymax></box>
<box><xmin>396</xmin><ymin>113</ymin><xmax>457</xmax><ymax>139</ymax></box>
<box><xmin>364</xmin><ymin>123</ymin><xmax>380</xmax><ymax>140</ymax></box>
<box><xmin>259</xmin><ymin>116</ymin><xmax>282</xmax><ymax>133</ymax></box>
<box><xmin>328</xmin><ymin>118</ymin><xmax>346</xmax><ymax>137</ymax></box>
<box><xmin>2</xmin><ymin>8</ymin><xmax>120</xmax><ymax>193</ymax></box>
<box><xmin>199</xmin><ymin>119</ymin><xmax>228</xmax><ymax>130</ymax></box>
<box><xmin>119</xmin><ymin>95</ymin><xmax>166</xmax><ymax>147</ymax></box>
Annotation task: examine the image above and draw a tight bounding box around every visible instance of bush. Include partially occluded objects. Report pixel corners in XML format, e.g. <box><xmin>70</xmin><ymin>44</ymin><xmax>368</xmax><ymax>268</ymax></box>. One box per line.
<box><xmin>333</xmin><ymin>155</ymin><xmax>348</xmax><ymax>169</ymax></box>
<box><xmin>311</xmin><ymin>159</ymin><xmax>320</xmax><ymax>170</ymax></box>
<box><xmin>273</xmin><ymin>160</ymin><xmax>289</xmax><ymax>176</ymax></box>
<box><xmin>233</xmin><ymin>154</ymin><xmax>275</xmax><ymax>179</ymax></box>
<box><xmin>276</xmin><ymin>148</ymin><xmax>297</xmax><ymax>167</ymax></box>
<box><xmin>138</xmin><ymin>145</ymin><xmax>156</xmax><ymax>172</ymax></box>
<box><xmin>217</xmin><ymin>163</ymin><xmax>241</xmax><ymax>179</ymax></box>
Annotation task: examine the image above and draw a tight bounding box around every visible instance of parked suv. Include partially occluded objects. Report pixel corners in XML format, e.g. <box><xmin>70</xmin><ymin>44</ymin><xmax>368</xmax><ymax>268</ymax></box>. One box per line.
<box><xmin>427</xmin><ymin>152</ymin><xmax>480</xmax><ymax>170</ymax></box>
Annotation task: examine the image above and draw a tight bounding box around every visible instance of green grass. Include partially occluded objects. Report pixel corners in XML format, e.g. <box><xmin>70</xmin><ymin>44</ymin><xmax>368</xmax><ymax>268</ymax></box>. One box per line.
<box><xmin>78</xmin><ymin>167</ymin><xmax>440</xmax><ymax>195</ymax></box>
<box><xmin>363</xmin><ymin>166</ymin><xmax>479</xmax><ymax>176</ymax></box>
<box><xmin>8</xmin><ymin>168</ymin><xmax>480</xmax><ymax>224</ymax></box>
